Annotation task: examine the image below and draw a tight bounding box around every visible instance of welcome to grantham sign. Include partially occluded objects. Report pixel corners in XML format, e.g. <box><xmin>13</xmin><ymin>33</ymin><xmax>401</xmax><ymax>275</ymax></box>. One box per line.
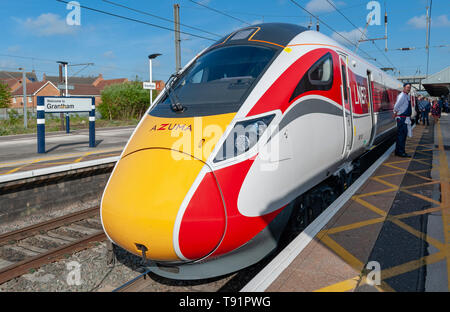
<box><xmin>37</xmin><ymin>96</ymin><xmax>96</xmax><ymax>153</ymax></box>
<box><xmin>44</xmin><ymin>97</ymin><xmax>93</xmax><ymax>113</ymax></box>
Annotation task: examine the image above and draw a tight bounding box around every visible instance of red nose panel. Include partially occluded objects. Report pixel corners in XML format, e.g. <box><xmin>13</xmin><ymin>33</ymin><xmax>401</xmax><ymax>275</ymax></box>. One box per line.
<box><xmin>179</xmin><ymin>171</ymin><xmax>226</xmax><ymax>260</ymax></box>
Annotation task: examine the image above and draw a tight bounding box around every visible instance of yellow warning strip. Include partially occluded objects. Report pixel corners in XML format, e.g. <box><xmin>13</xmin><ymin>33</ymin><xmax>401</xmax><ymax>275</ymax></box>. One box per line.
<box><xmin>0</xmin><ymin>147</ymin><xmax>122</xmax><ymax>168</ymax></box>
<box><xmin>370</xmin><ymin>176</ymin><xmax>401</xmax><ymax>190</ymax></box>
<box><xmin>374</xmin><ymin>168</ymin><xmax>430</xmax><ymax>179</ymax></box>
<box><xmin>437</xmin><ymin>122</ymin><xmax>450</xmax><ymax>291</ymax></box>
<box><xmin>323</xmin><ymin>217</ymin><xmax>386</xmax><ymax>235</ymax></box>
<box><xmin>380</xmin><ymin>251</ymin><xmax>445</xmax><ymax>281</ymax></box>
<box><xmin>0</xmin><ymin>158</ymin><xmax>42</xmax><ymax>175</ymax></box>
<box><xmin>352</xmin><ymin>197</ymin><xmax>388</xmax><ymax>217</ymax></box>
<box><xmin>314</xmin><ymin>276</ymin><xmax>360</xmax><ymax>292</ymax></box>
<box><xmin>401</xmin><ymin>189</ymin><xmax>442</xmax><ymax>206</ymax></box>
<box><xmin>354</xmin><ymin>188</ymin><xmax>397</xmax><ymax>198</ymax></box>
<box><xmin>388</xmin><ymin>217</ymin><xmax>446</xmax><ymax>251</ymax></box>
<box><xmin>73</xmin><ymin>151</ymin><xmax>93</xmax><ymax>163</ymax></box>
<box><xmin>319</xmin><ymin>235</ymin><xmax>365</xmax><ymax>271</ymax></box>
<box><xmin>393</xmin><ymin>206</ymin><xmax>444</xmax><ymax>220</ymax></box>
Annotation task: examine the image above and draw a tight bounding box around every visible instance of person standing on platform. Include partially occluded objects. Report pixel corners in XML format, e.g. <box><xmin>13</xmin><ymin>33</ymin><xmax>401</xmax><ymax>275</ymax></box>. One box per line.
<box><xmin>431</xmin><ymin>98</ymin><xmax>441</xmax><ymax>123</ymax></box>
<box><xmin>415</xmin><ymin>96</ymin><xmax>421</xmax><ymax>125</ymax></box>
<box><xmin>393</xmin><ymin>83</ymin><xmax>412</xmax><ymax>157</ymax></box>
<box><xmin>419</xmin><ymin>96</ymin><xmax>430</xmax><ymax>126</ymax></box>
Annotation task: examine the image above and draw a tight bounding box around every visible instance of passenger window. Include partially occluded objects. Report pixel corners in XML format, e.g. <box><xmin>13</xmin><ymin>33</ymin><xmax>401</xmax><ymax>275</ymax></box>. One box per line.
<box><xmin>290</xmin><ymin>53</ymin><xmax>333</xmax><ymax>102</ymax></box>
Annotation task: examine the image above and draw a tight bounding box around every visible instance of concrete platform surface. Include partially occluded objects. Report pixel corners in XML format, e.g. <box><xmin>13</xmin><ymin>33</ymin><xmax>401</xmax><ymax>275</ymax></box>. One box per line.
<box><xmin>0</xmin><ymin>126</ymin><xmax>135</xmax><ymax>175</ymax></box>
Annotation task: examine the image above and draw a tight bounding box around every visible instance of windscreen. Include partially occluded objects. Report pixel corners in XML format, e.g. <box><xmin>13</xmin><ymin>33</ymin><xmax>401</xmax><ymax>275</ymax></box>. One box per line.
<box><xmin>149</xmin><ymin>45</ymin><xmax>277</xmax><ymax>117</ymax></box>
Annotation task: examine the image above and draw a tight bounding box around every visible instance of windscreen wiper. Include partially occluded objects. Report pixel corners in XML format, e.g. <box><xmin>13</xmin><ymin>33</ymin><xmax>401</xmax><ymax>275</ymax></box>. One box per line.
<box><xmin>164</xmin><ymin>73</ymin><xmax>185</xmax><ymax>113</ymax></box>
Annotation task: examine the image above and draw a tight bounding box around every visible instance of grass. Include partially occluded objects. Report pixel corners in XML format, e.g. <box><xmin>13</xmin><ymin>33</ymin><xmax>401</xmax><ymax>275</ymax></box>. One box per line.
<box><xmin>0</xmin><ymin>114</ymin><xmax>139</xmax><ymax>136</ymax></box>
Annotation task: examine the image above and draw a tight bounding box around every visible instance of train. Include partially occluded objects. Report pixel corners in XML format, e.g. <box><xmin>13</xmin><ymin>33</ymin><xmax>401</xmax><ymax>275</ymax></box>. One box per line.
<box><xmin>100</xmin><ymin>23</ymin><xmax>416</xmax><ymax>280</ymax></box>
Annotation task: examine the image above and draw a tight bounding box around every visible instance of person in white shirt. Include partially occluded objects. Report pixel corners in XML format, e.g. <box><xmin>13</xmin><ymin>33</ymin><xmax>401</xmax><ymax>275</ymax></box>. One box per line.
<box><xmin>393</xmin><ymin>83</ymin><xmax>412</xmax><ymax>157</ymax></box>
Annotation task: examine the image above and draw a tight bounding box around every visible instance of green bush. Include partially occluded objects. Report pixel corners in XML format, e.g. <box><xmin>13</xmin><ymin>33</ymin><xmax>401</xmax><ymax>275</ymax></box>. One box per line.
<box><xmin>98</xmin><ymin>81</ymin><xmax>158</xmax><ymax>120</ymax></box>
<box><xmin>8</xmin><ymin>109</ymin><xmax>20</xmax><ymax>124</ymax></box>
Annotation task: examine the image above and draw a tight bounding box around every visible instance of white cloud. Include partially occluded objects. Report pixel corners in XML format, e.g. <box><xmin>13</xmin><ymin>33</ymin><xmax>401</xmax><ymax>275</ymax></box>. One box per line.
<box><xmin>332</xmin><ymin>27</ymin><xmax>366</xmax><ymax>46</ymax></box>
<box><xmin>15</xmin><ymin>13</ymin><xmax>77</xmax><ymax>36</ymax></box>
<box><xmin>407</xmin><ymin>14</ymin><xmax>450</xmax><ymax>29</ymax></box>
<box><xmin>434</xmin><ymin>15</ymin><xmax>450</xmax><ymax>27</ymax></box>
<box><xmin>103</xmin><ymin>51</ymin><xmax>115</xmax><ymax>59</ymax></box>
<box><xmin>407</xmin><ymin>14</ymin><xmax>427</xmax><ymax>29</ymax></box>
<box><xmin>7</xmin><ymin>46</ymin><xmax>21</xmax><ymax>53</ymax></box>
<box><xmin>306</xmin><ymin>0</ymin><xmax>340</xmax><ymax>14</ymax></box>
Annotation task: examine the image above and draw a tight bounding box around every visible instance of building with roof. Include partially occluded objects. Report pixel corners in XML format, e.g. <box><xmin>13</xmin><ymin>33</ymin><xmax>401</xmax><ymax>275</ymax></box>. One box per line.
<box><xmin>42</xmin><ymin>73</ymin><xmax>102</xmax><ymax>86</ymax></box>
<box><xmin>0</xmin><ymin>70</ymin><xmax>37</xmax><ymax>82</ymax></box>
<box><xmin>11</xmin><ymin>81</ymin><xmax>59</xmax><ymax>109</ymax></box>
<box><xmin>422</xmin><ymin>66</ymin><xmax>450</xmax><ymax>98</ymax></box>
<box><xmin>93</xmin><ymin>77</ymin><xmax>128</xmax><ymax>91</ymax></box>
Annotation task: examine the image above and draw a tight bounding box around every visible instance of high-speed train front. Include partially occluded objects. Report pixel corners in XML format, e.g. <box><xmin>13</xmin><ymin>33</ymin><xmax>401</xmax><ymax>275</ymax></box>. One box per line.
<box><xmin>100</xmin><ymin>23</ymin><xmax>399</xmax><ymax>279</ymax></box>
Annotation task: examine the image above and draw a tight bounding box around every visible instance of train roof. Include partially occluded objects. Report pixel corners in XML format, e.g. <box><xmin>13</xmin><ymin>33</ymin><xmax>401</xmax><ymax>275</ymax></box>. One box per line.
<box><xmin>210</xmin><ymin>23</ymin><xmax>308</xmax><ymax>50</ymax></box>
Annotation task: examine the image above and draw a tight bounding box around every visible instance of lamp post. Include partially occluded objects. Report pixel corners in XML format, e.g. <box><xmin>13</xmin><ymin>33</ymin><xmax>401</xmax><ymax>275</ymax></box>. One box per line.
<box><xmin>18</xmin><ymin>67</ymin><xmax>27</xmax><ymax>128</ymax></box>
<box><xmin>57</xmin><ymin>61</ymin><xmax>70</xmax><ymax>133</ymax></box>
<box><xmin>148</xmin><ymin>53</ymin><xmax>161</xmax><ymax>108</ymax></box>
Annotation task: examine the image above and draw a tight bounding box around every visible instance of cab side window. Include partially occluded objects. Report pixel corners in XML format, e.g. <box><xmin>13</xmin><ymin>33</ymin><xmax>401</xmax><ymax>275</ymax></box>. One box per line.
<box><xmin>290</xmin><ymin>52</ymin><xmax>334</xmax><ymax>102</ymax></box>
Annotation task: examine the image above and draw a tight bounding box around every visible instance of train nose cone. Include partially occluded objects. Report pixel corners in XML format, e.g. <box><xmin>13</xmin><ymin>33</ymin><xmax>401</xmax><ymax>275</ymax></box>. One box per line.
<box><xmin>101</xmin><ymin>148</ymin><xmax>209</xmax><ymax>261</ymax></box>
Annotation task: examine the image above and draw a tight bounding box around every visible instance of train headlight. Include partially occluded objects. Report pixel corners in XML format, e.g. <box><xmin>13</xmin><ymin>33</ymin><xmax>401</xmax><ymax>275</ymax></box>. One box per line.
<box><xmin>214</xmin><ymin>114</ymin><xmax>275</xmax><ymax>162</ymax></box>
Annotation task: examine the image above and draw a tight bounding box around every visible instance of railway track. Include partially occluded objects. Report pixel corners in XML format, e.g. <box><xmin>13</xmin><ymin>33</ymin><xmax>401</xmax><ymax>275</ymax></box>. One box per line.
<box><xmin>0</xmin><ymin>206</ymin><xmax>106</xmax><ymax>285</ymax></box>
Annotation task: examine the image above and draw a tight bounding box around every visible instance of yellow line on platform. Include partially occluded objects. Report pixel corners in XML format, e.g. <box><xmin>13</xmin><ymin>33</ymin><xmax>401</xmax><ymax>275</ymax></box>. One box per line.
<box><xmin>437</xmin><ymin>121</ymin><xmax>450</xmax><ymax>291</ymax></box>
<box><xmin>0</xmin><ymin>148</ymin><xmax>122</xmax><ymax>169</ymax></box>
<box><xmin>353</xmin><ymin>197</ymin><xmax>388</xmax><ymax>217</ymax></box>
<box><xmin>401</xmin><ymin>189</ymin><xmax>442</xmax><ymax>206</ymax></box>
<box><xmin>324</xmin><ymin>217</ymin><xmax>386</xmax><ymax>234</ymax></box>
<box><xmin>319</xmin><ymin>235</ymin><xmax>365</xmax><ymax>272</ymax></box>
<box><xmin>388</xmin><ymin>217</ymin><xmax>445</xmax><ymax>251</ymax></box>
<box><xmin>393</xmin><ymin>206</ymin><xmax>445</xmax><ymax>220</ymax></box>
<box><xmin>354</xmin><ymin>188</ymin><xmax>397</xmax><ymax>198</ymax></box>
<box><xmin>380</xmin><ymin>251</ymin><xmax>445</xmax><ymax>281</ymax></box>
<box><xmin>314</xmin><ymin>276</ymin><xmax>360</xmax><ymax>292</ymax></box>
<box><xmin>0</xmin><ymin>158</ymin><xmax>42</xmax><ymax>175</ymax></box>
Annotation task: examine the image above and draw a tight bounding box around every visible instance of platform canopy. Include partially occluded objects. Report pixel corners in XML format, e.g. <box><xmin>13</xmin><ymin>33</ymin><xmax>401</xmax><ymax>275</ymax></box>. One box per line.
<box><xmin>422</xmin><ymin>66</ymin><xmax>450</xmax><ymax>97</ymax></box>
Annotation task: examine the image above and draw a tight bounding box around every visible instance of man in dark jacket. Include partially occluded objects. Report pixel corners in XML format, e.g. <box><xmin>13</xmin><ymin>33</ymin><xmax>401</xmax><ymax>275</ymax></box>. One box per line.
<box><xmin>418</xmin><ymin>96</ymin><xmax>430</xmax><ymax>126</ymax></box>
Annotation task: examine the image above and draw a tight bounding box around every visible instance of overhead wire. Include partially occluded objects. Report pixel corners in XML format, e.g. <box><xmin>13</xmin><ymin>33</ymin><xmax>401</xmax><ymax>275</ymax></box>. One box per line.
<box><xmin>289</xmin><ymin>0</ymin><xmax>384</xmax><ymax>67</ymax></box>
<box><xmin>324</xmin><ymin>0</ymin><xmax>396</xmax><ymax>69</ymax></box>
<box><xmin>187</xmin><ymin>0</ymin><xmax>252</xmax><ymax>26</ymax></box>
<box><xmin>55</xmin><ymin>0</ymin><xmax>216</xmax><ymax>41</ymax></box>
<box><xmin>102</xmin><ymin>0</ymin><xmax>223</xmax><ymax>38</ymax></box>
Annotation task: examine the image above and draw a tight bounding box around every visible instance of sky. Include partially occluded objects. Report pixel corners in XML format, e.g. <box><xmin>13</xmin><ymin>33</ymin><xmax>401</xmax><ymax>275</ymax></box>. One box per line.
<box><xmin>0</xmin><ymin>0</ymin><xmax>448</xmax><ymax>82</ymax></box>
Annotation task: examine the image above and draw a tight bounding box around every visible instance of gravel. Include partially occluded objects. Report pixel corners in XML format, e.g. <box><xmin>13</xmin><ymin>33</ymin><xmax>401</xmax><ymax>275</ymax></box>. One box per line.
<box><xmin>0</xmin><ymin>242</ymin><xmax>143</xmax><ymax>292</ymax></box>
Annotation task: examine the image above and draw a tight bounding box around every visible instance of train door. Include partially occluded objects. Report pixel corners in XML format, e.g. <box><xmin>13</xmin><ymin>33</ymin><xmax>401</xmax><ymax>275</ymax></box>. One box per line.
<box><xmin>367</xmin><ymin>70</ymin><xmax>376</xmax><ymax>146</ymax></box>
<box><xmin>339</xmin><ymin>54</ymin><xmax>353</xmax><ymax>157</ymax></box>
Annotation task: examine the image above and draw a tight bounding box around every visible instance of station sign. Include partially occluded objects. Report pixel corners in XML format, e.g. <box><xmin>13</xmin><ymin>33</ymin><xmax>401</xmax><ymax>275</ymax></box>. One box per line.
<box><xmin>143</xmin><ymin>82</ymin><xmax>156</xmax><ymax>90</ymax></box>
<box><xmin>44</xmin><ymin>97</ymin><xmax>93</xmax><ymax>113</ymax></box>
<box><xmin>57</xmin><ymin>84</ymin><xmax>75</xmax><ymax>90</ymax></box>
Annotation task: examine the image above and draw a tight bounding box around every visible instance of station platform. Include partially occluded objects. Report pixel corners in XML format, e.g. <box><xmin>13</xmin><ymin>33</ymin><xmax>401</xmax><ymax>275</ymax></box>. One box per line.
<box><xmin>0</xmin><ymin>126</ymin><xmax>134</xmax><ymax>176</ymax></box>
<box><xmin>243</xmin><ymin>113</ymin><xmax>450</xmax><ymax>292</ymax></box>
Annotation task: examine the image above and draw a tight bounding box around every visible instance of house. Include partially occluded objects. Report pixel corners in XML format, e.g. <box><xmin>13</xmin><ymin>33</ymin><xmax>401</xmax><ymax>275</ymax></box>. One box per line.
<box><xmin>42</xmin><ymin>73</ymin><xmax>101</xmax><ymax>86</ymax></box>
<box><xmin>0</xmin><ymin>70</ymin><xmax>37</xmax><ymax>82</ymax></box>
<box><xmin>94</xmin><ymin>77</ymin><xmax>128</xmax><ymax>91</ymax></box>
<box><xmin>0</xmin><ymin>78</ymin><xmax>21</xmax><ymax>92</ymax></box>
<box><xmin>11</xmin><ymin>81</ymin><xmax>60</xmax><ymax>109</ymax></box>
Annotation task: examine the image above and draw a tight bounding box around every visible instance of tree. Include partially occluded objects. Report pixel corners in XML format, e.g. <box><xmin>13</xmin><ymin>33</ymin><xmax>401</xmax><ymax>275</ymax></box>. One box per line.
<box><xmin>0</xmin><ymin>81</ymin><xmax>12</xmax><ymax>108</ymax></box>
<box><xmin>98</xmin><ymin>81</ymin><xmax>158</xmax><ymax>120</ymax></box>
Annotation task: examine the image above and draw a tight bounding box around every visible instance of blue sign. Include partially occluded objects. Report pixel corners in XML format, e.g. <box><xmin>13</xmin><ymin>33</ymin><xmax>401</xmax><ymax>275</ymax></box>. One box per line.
<box><xmin>36</xmin><ymin>96</ymin><xmax>96</xmax><ymax>154</ymax></box>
